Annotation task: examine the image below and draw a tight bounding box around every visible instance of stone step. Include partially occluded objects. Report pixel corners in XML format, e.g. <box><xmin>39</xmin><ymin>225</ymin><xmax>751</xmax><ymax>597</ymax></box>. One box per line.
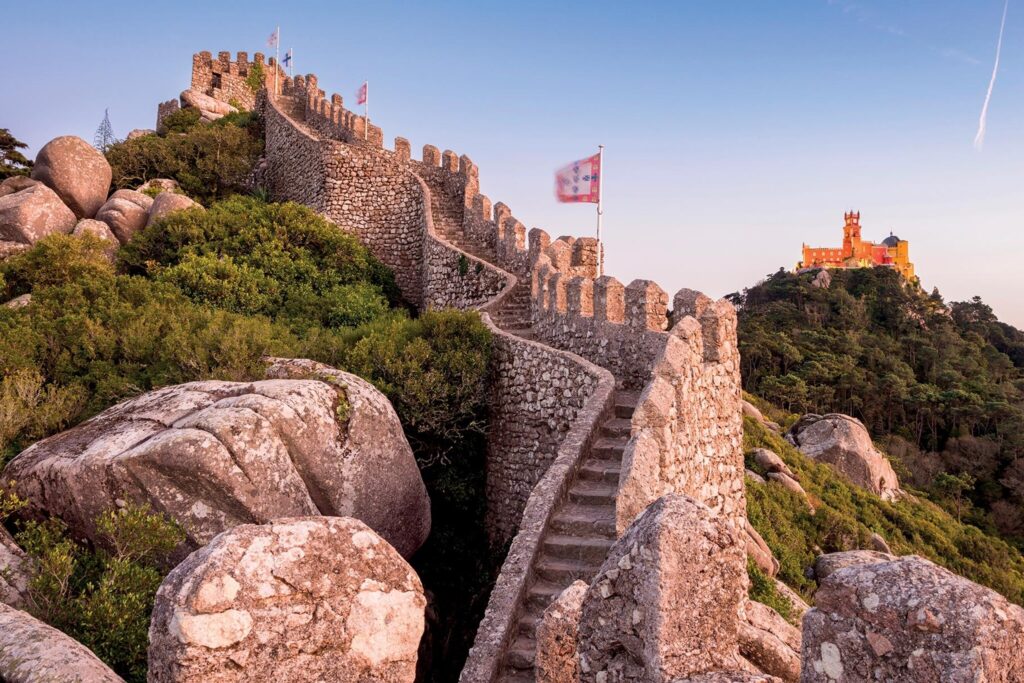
<box><xmin>601</xmin><ymin>417</ymin><xmax>632</xmax><ymax>438</ymax></box>
<box><xmin>525</xmin><ymin>579</ymin><xmax>565</xmax><ymax>611</ymax></box>
<box><xmin>543</xmin><ymin>532</ymin><xmax>615</xmax><ymax>563</ymax></box>
<box><xmin>518</xmin><ymin>605</ymin><xmax>542</xmax><ymax>637</ymax></box>
<box><xmin>549</xmin><ymin>503</ymin><xmax>616</xmax><ymax>538</ymax></box>
<box><xmin>578</xmin><ymin>459</ymin><xmax>622</xmax><ymax>484</ymax></box>
<box><xmin>535</xmin><ymin>555</ymin><xmax>602</xmax><ymax>584</ymax></box>
<box><xmin>505</xmin><ymin>634</ymin><xmax>537</xmax><ymax>670</ymax></box>
<box><xmin>614</xmin><ymin>401</ymin><xmax>638</xmax><ymax>421</ymax></box>
<box><xmin>567</xmin><ymin>479</ymin><xmax>617</xmax><ymax>506</ymax></box>
<box><xmin>497</xmin><ymin>670</ymin><xmax>536</xmax><ymax>683</ymax></box>
<box><xmin>591</xmin><ymin>436</ymin><xmax>628</xmax><ymax>460</ymax></box>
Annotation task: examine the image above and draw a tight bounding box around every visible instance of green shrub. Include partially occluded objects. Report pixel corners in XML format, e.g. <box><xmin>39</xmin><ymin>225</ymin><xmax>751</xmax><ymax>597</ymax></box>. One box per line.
<box><xmin>157</xmin><ymin>107</ymin><xmax>201</xmax><ymax>134</ymax></box>
<box><xmin>0</xmin><ymin>235</ymin><xmax>298</xmax><ymax>456</ymax></box>
<box><xmin>106</xmin><ymin>115</ymin><xmax>262</xmax><ymax>203</ymax></box>
<box><xmin>328</xmin><ymin>309</ymin><xmax>492</xmax><ymax>465</ymax></box>
<box><xmin>119</xmin><ymin>196</ymin><xmax>400</xmax><ymax>326</ymax></box>
<box><xmin>747</xmin><ymin>559</ymin><xmax>793</xmax><ymax>623</ymax></box>
<box><xmin>15</xmin><ymin>504</ymin><xmax>184</xmax><ymax>682</ymax></box>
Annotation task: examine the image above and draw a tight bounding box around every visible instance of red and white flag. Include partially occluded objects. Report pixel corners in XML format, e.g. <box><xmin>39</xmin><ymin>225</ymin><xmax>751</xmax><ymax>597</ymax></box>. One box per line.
<box><xmin>267</xmin><ymin>28</ymin><xmax>279</xmax><ymax>48</ymax></box>
<box><xmin>356</xmin><ymin>81</ymin><xmax>368</xmax><ymax>106</ymax></box>
<box><xmin>555</xmin><ymin>153</ymin><xmax>601</xmax><ymax>203</ymax></box>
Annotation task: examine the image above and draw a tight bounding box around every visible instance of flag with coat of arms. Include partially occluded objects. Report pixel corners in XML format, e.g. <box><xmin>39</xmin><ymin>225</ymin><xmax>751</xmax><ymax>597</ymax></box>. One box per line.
<box><xmin>555</xmin><ymin>153</ymin><xmax>601</xmax><ymax>203</ymax></box>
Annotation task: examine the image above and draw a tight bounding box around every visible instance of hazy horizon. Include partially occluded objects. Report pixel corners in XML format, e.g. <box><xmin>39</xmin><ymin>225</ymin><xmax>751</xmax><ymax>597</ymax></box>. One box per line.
<box><xmin>5</xmin><ymin>0</ymin><xmax>1022</xmax><ymax>326</ymax></box>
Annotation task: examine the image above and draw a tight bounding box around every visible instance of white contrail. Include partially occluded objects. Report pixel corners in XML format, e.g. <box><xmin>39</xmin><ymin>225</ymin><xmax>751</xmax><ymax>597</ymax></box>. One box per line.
<box><xmin>975</xmin><ymin>0</ymin><xmax>1010</xmax><ymax>150</ymax></box>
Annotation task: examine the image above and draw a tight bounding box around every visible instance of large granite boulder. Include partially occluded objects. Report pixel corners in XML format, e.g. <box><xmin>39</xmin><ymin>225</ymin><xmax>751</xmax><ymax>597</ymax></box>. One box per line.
<box><xmin>148</xmin><ymin>516</ymin><xmax>425</xmax><ymax>683</ymax></box>
<box><xmin>72</xmin><ymin>218</ymin><xmax>119</xmax><ymax>260</ymax></box>
<box><xmin>0</xmin><ymin>183</ymin><xmax>77</xmax><ymax>244</ymax></box>
<box><xmin>577</xmin><ymin>494</ymin><xmax>747</xmax><ymax>681</ymax></box>
<box><xmin>146</xmin><ymin>191</ymin><xmax>201</xmax><ymax>227</ymax></box>
<box><xmin>746</xmin><ymin>525</ymin><xmax>779</xmax><ymax>577</ymax></box>
<box><xmin>802</xmin><ymin>554</ymin><xmax>1024</xmax><ymax>682</ymax></box>
<box><xmin>95</xmin><ymin>191</ymin><xmax>151</xmax><ymax>244</ymax></box>
<box><xmin>788</xmin><ymin>414</ymin><xmax>902</xmax><ymax>501</ymax></box>
<box><xmin>739</xmin><ymin>601</ymin><xmax>800</xmax><ymax>682</ymax></box>
<box><xmin>0</xmin><ymin>603</ymin><xmax>125</xmax><ymax>682</ymax></box>
<box><xmin>0</xmin><ymin>176</ymin><xmax>40</xmax><ymax>198</ymax></box>
<box><xmin>4</xmin><ymin>365</ymin><xmax>430</xmax><ymax>559</ymax></box>
<box><xmin>30</xmin><ymin>136</ymin><xmax>112</xmax><ymax>219</ymax></box>
<box><xmin>812</xmin><ymin>550</ymin><xmax>895</xmax><ymax>582</ymax></box>
<box><xmin>180</xmin><ymin>89</ymin><xmax>238</xmax><ymax>121</ymax></box>
<box><xmin>0</xmin><ymin>528</ymin><xmax>31</xmax><ymax>608</ymax></box>
<box><xmin>136</xmin><ymin>178</ymin><xmax>180</xmax><ymax>195</ymax></box>
<box><xmin>537</xmin><ymin>580</ymin><xmax>587</xmax><ymax>683</ymax></box>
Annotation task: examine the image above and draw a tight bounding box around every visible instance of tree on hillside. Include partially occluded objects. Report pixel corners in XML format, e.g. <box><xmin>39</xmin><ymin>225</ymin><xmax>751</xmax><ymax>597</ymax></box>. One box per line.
<box><xmin>735</xmin><ymin>266</ymin><xmax>1024</xmax><ymax>541</ymax></box>
<box><xmin>94</xmin><ymin>109</ymin><xmax>116</xmax><ymax>152</ymax></box>
<box><xmin>0</xmin><ymin>128</ymin><xmax>33</xmax><ymax>179</ymax></box>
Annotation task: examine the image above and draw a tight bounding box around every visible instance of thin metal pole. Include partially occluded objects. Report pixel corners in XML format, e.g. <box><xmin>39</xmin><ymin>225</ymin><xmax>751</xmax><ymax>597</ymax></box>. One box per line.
<box><xmin>364</xmin><ymin>81</ymin><xmax>369</xmax><ymax>141</ymax></box>
<box><xmin>274</xmin><ymin>27</ymin><xmax>280</xmax><ymax>96</ymax></box>
<box><xmin>597</xmin><ymin>144</ymin><xmax>604</xmax><ymax>276</ymax></box>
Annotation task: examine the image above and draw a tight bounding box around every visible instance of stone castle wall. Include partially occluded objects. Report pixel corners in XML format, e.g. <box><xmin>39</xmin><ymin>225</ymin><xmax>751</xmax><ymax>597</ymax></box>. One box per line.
<box><xmin>241</xmin><ymin>56</ymin><xmax>743</xmax><ymax>681</ymax></box>
<box><xmin>617</xmin><ymin>294</ymin><xmax>745</xmax><ymax>534</ymax></box>
<box><xmin>191</xmin><ymin>51</ymin><xmax>284</xmax><ymax>110</ymax></box>
<box><xmin>524</xmin><ymin>234</ymin><xmax>745</xmax><ymax>532</ymax></box>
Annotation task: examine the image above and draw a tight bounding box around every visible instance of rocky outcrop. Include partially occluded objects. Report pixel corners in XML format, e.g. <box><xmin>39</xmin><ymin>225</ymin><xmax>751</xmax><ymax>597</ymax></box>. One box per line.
<box><xmin>96</xmin><ymin>198</ymin><xmax>147</xmax><ymax>244</ymax></box>
<box><xmin>802</xmin><ymin>554</ymin><xmax>1024</xmax><ymax>682</ymax></box>
<box><xmin>4</xmin><ymin>371</ymin><xmax>430</xmax><ymax>559</ymax></box>
<box><xmin>0</xmin><ymin>528</ymin><xmax>30</xmax><ymax>608</ymax></box>
<box><xmin>672</xmin><ymin>674</ymin><xmax>782</xmax><ymax>683</ymax></box>
<box><xmin>811</xmin><ymin>549</ymin><xmax>895</xmax><ymax>582</ymax></box>
<box><xmin>127</xmin><ymin>128</ymin><xmax>155</xmax><ymax>140</ymax></box>
<box><xmin>772</xmin><ymin>580</ymin><xmax>809</xmax><ymax>623</ymax></box>
<box><xmin>137</xmin><ymin>178</ymin><xmax>180</xmax><ymax>195</ymax></box>
<box><xmin>146</xmin><ymin>191</ymin><xmax>201</xmax><ymax>227</ymax></box>
<box><xmin>576</xmin><ymin>494</ymin><xmax>746</xmax><ymax>681</ymax></box>
<box><xmin>751</xmin><ymin>449</ymin><xmax>793</xmax><ymax>479</ymax></box>
<box><xmin>72</xmin><ymin>219</ymin><xmax>119</xmax><ymax>259</ymax></box>
<box><xmin>746</xmin><ymin>525</ymin><xmax>779</xmax><ymax>577</ymax></box>
<box><xmin>0</xmin><ymin>603</ymin><xmax>125</xmax><ymax>682</ymax></box>
<box><xmin>148</xmin><ymin>516</ymin><xmax>425</xmax><ymax>683</ymax></box>
<box><xmin>30</xmin><ymin>136</ymin><xmax>112</xmax><ymax>219</ymax></box>
<box><xmin>0</xmin><ymin>183</ymin><xmax>77</xmax><ymax>244</ymax></box>
<box><xmin>0</xmin><ymin>176</ymin><xmax>39</xmax><ymax>198</ymax></box>
<box><xmin>181</xmin><ymin>88</ymin><xmax>238</xmax><ymax>121</ymax></box>
<box><xmin>788</xmin><ymin>414</ymin><xmax>902</xmax><ymax>501</ymax></box>
<box><xmin>739</xmin><ymin>601</ymin><xmax>800</xmax><ymax>682</ymax></box>
<box><xmin>537</xmin><ymin>580</ymin><xmax>587</xmax><ymax>683</ymax></box>
<box><xmin>3</xmin><ymin>293</ymin><xmax>32</xmax><ymax>309</ymax></box>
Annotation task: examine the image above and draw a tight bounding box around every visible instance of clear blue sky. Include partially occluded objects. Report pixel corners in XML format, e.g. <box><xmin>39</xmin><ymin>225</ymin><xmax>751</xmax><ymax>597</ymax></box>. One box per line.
<box><xmin>5</xmin><ymin>0</ymin><xmax>1022</xmax><ymax>326</ymax></box>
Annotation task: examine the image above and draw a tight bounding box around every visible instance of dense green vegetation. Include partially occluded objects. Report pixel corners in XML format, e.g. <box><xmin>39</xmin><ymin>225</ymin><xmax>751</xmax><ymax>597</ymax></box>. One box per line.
<box><xmin>732</xmin><ymin>267</ymin><xmax>1024</xmax><ymax>542</ymax></box>
<box><xmin>105</xmin><ymin>111</ymin><xmax>262</xmax><ymax>203</ymax></box>
<box><xmin>744</xmin><ymin>412</ymin><xmax>1024</xmax><ymax>605</ymax></box>
<box><xmin>119</xmin><ymin>196</ymin><xmax>401</xmax><ymax>330</ymax></box>
<box><xmin>0</xmin><ymin>197</ymin><xmax>496</xmax><ymax>680</ymax></box>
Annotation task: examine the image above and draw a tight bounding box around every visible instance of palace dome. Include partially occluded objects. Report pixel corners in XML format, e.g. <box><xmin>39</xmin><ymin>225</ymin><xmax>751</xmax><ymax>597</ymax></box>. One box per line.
<box><xmin>882</xmin><ymin>234</ymin><xmax>901</xmax><ymax>247</ymax></box>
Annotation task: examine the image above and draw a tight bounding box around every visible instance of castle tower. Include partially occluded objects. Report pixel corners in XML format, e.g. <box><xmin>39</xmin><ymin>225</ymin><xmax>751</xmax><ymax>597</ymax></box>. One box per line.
<box><xmin>842</xmin><ymin>211</ymin><xmax>861</xmax><ymax>257</ymax></box>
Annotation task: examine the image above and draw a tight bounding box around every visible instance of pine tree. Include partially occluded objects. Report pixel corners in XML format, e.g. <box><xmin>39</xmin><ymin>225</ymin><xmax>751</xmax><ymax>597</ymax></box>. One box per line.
<box><xmin>94</xmin><ymin>109</ymin><xmax>116</xmax><ymax>151</ymax></box>
<box><xmin>0</xmin><ymin>128</ymin><xmax>33</xmax><ymax>179</ymax></box>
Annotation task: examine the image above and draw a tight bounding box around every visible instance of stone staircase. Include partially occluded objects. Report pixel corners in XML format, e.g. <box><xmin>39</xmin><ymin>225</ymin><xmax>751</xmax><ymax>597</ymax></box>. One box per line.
<box><xmin>496</xmin><ymin>392</ymin><xmax>638</xmax><ymax>683</ymax></box>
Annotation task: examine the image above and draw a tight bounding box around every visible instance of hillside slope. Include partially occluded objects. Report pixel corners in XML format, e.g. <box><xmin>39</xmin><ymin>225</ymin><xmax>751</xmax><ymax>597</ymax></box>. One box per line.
<box><xmin>731</xmin><ymin>267</ymin><xmax>1024</xmax><ymax>543</ymax></box>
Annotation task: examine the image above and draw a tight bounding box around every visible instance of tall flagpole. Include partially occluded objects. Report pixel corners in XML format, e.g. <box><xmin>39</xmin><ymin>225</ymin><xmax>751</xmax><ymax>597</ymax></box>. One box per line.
<box><xmin>597</xmin><ymin>144</ymin><xmax>604</xmax><ymax>276</ymax></box>
<box><xmin>275</xmin><ymin>27</ymin><xmax>280</xmax><ymax>95</ymax></box>
<box><xmin>364</xmin><ymin>81</ymin><xmax>369</xmax><ymax>141</ymax></box>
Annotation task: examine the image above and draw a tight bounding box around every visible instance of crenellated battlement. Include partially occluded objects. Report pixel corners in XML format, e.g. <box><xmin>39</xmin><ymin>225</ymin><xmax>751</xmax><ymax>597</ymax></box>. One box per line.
<box><xmin>247</xmin><ymin>55</ymin><xmax>743</xmax><ymax>682</ymax></box>
<box><xmin>524</xmin><ymin>229</ymin><xmax>736</xmax><ymax>388</ymax></box>
<box><xmin>190</xmin><ymin>50</ymin><xmax>285</xmax><ymax>111</ymax></box>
